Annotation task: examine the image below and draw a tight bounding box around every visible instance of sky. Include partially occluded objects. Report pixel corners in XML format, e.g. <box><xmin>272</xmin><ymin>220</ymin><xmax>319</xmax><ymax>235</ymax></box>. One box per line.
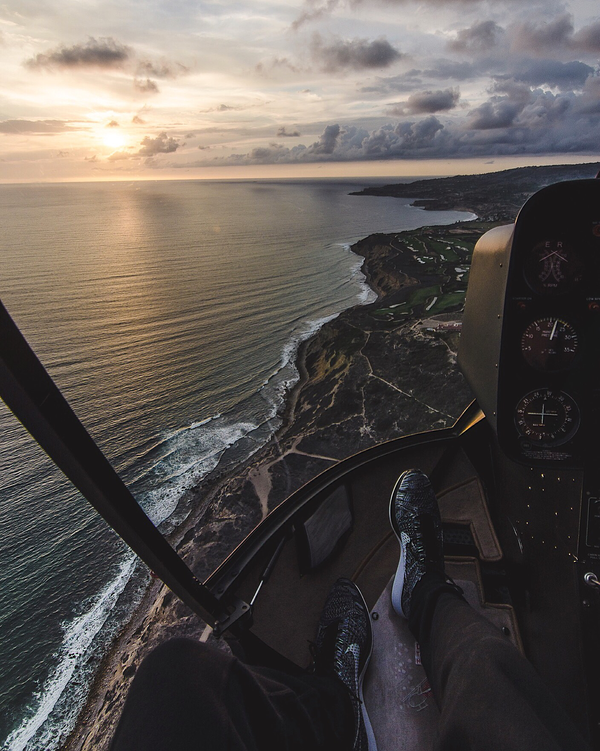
<box><xmin>0</xmin><ymin>0</ymin><xmax>599</xmax><ymax>181</ymax></box>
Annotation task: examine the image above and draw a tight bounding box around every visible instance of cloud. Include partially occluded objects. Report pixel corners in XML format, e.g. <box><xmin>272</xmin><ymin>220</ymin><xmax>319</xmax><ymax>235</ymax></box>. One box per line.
<box><xmin>292</xmin><ymin>0</ymin><xmax>496</xmax><ymax>30</ymax></box>
<box><xmin>0</xmin><ymin>119</ymin><xmax>79</xmax><ymax>133</ymax></box>
<box><xmin>511</xmin><ymin>15</ymin><xmax>574</xmax><ymax>55</ymax></box>
<box><xmin>180</xmin><ymin>80</ymin><xmax>600</xmax><ymax>167</ymax></box>
<box><xmin>132</xmin><ymin>115</ymin><xmax>146</xmax><ymax>124</ymax></box>
<box><xmin>311</xmin><ymin>34</ymin><xmax>403</xmax><ymax>72</ymax></box>
<box><xmin>134</xmin><ymin>78</ymin><xmax>160</xmax><ymax>94</ymax></box>
<box><xmin>508</xmin><ymin>15</ymin><xmax>600</xmax><ymax>56</ymax></box>
<box><xmin>308</xmin><ymin>123</ymin><xmax>340</xmax><ymax>153</ymax></box>
<box><xmin>255</xmin><ymin>57</ymin><xmax>300</xmax><ymax>76</ymax></box>
<box><xmin>106</xmin><ymin>120</ymin><xmax>120</xmax><ymax>128</ymax></box>
<box><xmin>107</xmin><ymin>151</ymin><xmax>135</xmax><ymax>161</ymax></box>
<box><xmin>291</xmin><ymin>0</ymin><xmax>338</xmax><ymax>31</ymax></box>
<box><xmin>277</xmin><ymin>126</ymin><xmax>301</xmax><ymax>137</ymax></box>
<box><xmin>506</xmin><ymin>60</ymin><xmax>594</xmax><ymax>91</ymax></box>
<box><xmin>136</xmin><ymin>60</ymin><xmax>189</xmax><ymax>79</ymax></box>
<box><xmin>362</xmin><ymin>62</ymin><xmax>479</xmax><ymax>96</ymax></box>
<box><xmin>390</xmin><ymin>88</ymin><xmax>460</xmax><ymax>115</ymax></box>
<box><xmin>138</xmin><ymin>132</ymin><xmax>181</xmax><ymax>156</ymax></box>
<box><xmin>25</xmin><ymin>37</ymin><xmax>131</xmax><ymax>70</ymax></box>
<box><xmin>572</xmin><ymin>21</ymin><xmax>600</xmax><ymax>53</ymax></box>
<box><xmin>448</xmin><ymin>20</ymin><xmax>504</xmax><ymax>54</ymax></box>
<box><xmin>467</xmin><ymin>99</ymin><xmax>523</xmax><ymax>130</ymax></box>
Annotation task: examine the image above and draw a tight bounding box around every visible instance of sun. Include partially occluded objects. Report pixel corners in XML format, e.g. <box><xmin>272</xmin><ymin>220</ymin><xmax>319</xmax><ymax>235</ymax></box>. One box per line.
<box><xmin>103</xmin><ymin>131</ymin><xmax>127</xmax><ymax>149</ymax></box>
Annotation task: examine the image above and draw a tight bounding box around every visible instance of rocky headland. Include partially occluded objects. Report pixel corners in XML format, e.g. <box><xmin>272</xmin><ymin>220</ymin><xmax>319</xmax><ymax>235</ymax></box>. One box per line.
<box><xmin>63</xmin><ymin>161</ymin><xmax>600</xmax><ymax>749</ymax></box>
<box><xmin>352</xmin><ymin>162</ymin><xmax>600</xmax><ymax>222</ymax></box>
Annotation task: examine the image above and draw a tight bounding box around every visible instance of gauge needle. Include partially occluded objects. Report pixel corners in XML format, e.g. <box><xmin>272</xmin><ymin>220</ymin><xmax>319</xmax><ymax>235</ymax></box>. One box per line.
<box><xmin>530</xmin><ymin>405</ymin><xmax>558</xmax><ymax>423</ymax></box>
<box><xmin>540</xmin><ymin>251</ymin><xmax>568</xmax><ymax>263</ymax></box>
<box><xmin>550</xmin><ymin>319</ymin><xmax>558</xmax><ymax>340</ymax></box>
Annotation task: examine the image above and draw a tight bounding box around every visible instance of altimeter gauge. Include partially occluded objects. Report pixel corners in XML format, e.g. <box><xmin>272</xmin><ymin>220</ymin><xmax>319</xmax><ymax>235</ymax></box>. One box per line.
<box><xmin>515</xmin><ymin>389</ymin><xmax>579</xmax><ymax>445</ymax></box>
<box><xmin>523</xmin><ymin>240</ymin><xmax>584</xmax><ymax>295</ymax></box>
<box><xmin>521</xmin><ymin>317</ymin><xmax>579</xmax><ymax>371</ymax></box>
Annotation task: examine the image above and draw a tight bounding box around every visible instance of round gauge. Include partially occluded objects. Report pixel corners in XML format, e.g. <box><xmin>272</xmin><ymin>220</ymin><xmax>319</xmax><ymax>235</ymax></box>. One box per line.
<box><xmin>523</xmin><ymin>240</ymin><xmax>584</xmax><ymax>295</ymax></box>
<box><xmin>515</xmin><ymin>389</ymin><xmax>579</xmax><ymax>445</ymax></box>
<box><xmin>521</xmin><ymin>317</ymin><xmax>579</xmax><ymax>371</ymax></box>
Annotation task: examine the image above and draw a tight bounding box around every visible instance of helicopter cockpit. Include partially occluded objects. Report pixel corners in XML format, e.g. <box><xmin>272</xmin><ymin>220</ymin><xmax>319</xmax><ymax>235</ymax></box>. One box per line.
<box><xmin>1</xmin><ymin>178</ymin><xmax>600</xmax><ymax>749</ymax></box>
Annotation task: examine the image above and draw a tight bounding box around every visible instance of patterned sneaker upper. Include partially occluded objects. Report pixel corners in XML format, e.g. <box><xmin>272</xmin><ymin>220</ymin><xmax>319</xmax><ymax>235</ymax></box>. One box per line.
<box><xmin>390</xmin><ymin>469</ymin><xmax>444</xmax><ymax>619</ymax></box>
<box><xmin>314</xmin><ymin>578</ymin><xmax>373</xmax><ymax>751</ymax></box>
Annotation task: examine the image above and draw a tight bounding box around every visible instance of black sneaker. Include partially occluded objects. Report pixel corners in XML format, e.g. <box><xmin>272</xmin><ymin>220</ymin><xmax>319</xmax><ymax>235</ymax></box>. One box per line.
<box><xmin>389</xmin><ymin>469</ymin><xmax>444</xmax><ymax>619</ymax></box>
<box><xmin>313</xmin><ymin>578</ymin><xmax>377</xmax><ymax>751</ymax></box>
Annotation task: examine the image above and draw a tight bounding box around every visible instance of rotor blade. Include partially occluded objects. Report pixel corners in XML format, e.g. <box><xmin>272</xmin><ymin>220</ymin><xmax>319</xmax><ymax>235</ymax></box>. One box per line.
<box><xmin>0</xmin><ymin>299</ymin><xmax>220</xmax><ymax>626</ymax></box>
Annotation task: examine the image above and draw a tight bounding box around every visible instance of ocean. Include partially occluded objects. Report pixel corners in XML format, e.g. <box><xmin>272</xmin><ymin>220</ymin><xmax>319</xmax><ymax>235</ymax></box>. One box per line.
<box><xmin>0</xmin><ymin>178</ymin><xmax>469</xmax><ymax>749</ymax></box>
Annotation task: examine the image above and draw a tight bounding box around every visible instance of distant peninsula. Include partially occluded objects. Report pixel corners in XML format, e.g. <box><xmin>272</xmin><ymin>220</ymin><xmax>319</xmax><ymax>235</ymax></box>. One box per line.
<box><xmin>351</xmin><ymin>162</ymin><xmax>600</xmax><ymax>222</ymax></box>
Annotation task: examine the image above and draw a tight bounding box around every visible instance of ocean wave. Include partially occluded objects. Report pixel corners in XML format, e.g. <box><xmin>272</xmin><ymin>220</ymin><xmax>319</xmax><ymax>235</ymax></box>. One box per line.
<box><xmin>3</xmin><ymin>554</ymin><xmax>139</xmax><ymax>751</ymax></box>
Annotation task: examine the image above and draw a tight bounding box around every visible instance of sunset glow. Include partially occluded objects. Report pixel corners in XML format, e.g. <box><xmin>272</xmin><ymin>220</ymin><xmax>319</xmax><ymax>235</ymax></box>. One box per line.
<box><xmin>0</xmin><ymin>0</ymin><xmax>599</xmax><ymax>182</ymax></box>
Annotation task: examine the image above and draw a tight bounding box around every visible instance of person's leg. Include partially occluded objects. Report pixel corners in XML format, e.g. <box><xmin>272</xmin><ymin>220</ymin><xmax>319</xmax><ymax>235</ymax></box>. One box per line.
<box><xmin>110</xmin><ymin>575</ymin><xmax>378</xmax><ymax>751</ymax></box>
<box><xmin>391</xmin><ymin>469</ymin><xmax>591</xmax><ymax>751</ymax></box>
<box><xmin>110</xmin><ymin>637</ymin><xmax>353</xmax><ymax>751</ymax></box>
<box><xmin>410</xmin><ymin>576</ymin><xmax>591</xmax><ymax>751</ymax></box>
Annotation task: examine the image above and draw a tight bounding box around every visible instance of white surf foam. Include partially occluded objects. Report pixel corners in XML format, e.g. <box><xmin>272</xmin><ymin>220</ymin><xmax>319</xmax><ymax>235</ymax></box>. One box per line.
<box><xmin>3</xmin><ymin>554</ymin><xmax>138</xmax><ymax>751</ymax></box>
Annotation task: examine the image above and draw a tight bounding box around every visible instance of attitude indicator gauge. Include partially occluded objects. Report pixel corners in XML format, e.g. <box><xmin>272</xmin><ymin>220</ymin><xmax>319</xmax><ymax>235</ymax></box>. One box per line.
<box><xmin>515</xmin><ymin>389</ymin><xmax>579</xmax><ymax>445</ymax></box>
<box><xmin>523</xmin><ymin>240</ymin><xmax>584</xmax><ymax>295</ymax></box>
<box><xmin>521</xmin><ymin>317</ymin><xmax>579</xmax><ymax>371</ymax></box>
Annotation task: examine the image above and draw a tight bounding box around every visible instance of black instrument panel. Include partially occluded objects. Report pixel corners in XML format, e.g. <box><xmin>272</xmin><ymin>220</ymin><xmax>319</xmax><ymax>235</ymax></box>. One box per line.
<box><xmin>497</xmin><ymin>179</ymin><xmax>600</xmax><ymax>468</ymax></box>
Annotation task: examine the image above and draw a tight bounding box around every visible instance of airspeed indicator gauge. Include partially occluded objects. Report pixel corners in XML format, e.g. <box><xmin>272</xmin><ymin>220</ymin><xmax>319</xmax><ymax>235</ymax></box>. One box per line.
<box><xmin>515</xmin><ymin>389</ymin><xmax>579</xmax><ymax>445</ymax></box>
<box><xmin>521</xmin><ymin>317</ymin><xmax>579</xmax><ymax>371</ymax></box>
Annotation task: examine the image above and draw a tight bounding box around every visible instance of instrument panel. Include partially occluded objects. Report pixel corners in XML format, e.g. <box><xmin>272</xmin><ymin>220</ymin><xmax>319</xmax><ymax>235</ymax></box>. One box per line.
<box><xmin>496</xmin><ymin>179</ymin><xmax>600</xmax><ymax>468</ymax></box>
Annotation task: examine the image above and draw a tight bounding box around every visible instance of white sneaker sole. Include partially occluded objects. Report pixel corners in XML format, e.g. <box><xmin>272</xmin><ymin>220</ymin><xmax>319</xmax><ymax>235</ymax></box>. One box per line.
<box><xmin>355</xmin><ymin>584</ymin><xmax>378</xmax><ymax>751</ymax></box>
<box><xmin>389</xmin><ymin>471</ymin><xmax>411</xmax><ymax>619</ymax></box>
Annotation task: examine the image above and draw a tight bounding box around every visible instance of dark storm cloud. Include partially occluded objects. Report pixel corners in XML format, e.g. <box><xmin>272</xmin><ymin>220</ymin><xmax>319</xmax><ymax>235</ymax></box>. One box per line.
<box><xmin>277</xmin><ymin>126</ymin><xmax>301</xmax><ymax>137</ymax></box>
<box><xmin>308</xmin><ymin>123</ymin><xmax>341</xmax><ymax>153</ymax></box>
<box><xmin>506</xmin><ymin>60</ymin><xmax>594</xmax><ymax>91</ymax></box>
<box><xmin>509</xmin><ymin>15</ymin><xmax>600</xmax><ymax>56</ymax></box>
<box><xmin>311</xmin><ymin>34</ymin><xmax>403</xmax><ymax>72</ymax></box>
<box><xmin>572</xmin><ymin>21</ymin><xmax>600</xmax><ymax>53</ymax></box>
<box><xmin>390</xmin><ymin>88</ymin><xmax>460</xmax><ymax>115</ymax></box>
<box><xmin>138</xmin><ymin>132</ymin><xmax>181</xmax><ymax>156</ymax></box>
<box><xmin>511</xmin><ymin>15</ymin><xmax>574</xmax><ymax>55</ymax></box>
<box><xmin>25</xmin><ymin>37</ymin><xmax>131</xmax><ymax>70</ymax></box>
<box><xmin>448</xmin><ymin>21</ymin><xmax>504</xmax><ymax>54</ymax></box>
<box><xmin>467</xmin><ymin>100</ymin><xmax>523</xmax><ymax>129</ymax></box>
<box><xmin>0</xmin><ymin>119</ymin><xmax>80</xmax><ymax>133</ymax></box>
<box><xmin>185</xmin><ymin>81</ymin><xmax>600</xmax><ymax>167</ymax></box>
